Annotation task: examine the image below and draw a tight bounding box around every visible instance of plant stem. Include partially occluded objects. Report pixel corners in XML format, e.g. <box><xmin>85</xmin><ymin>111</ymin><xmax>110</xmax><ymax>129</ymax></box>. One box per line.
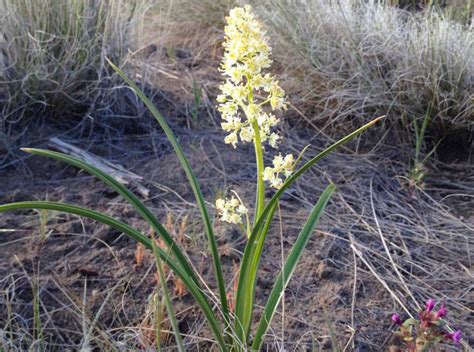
<box><xmin>252</xmin><ymin>119</ymin><xmax>265</xmax><ymax>221</ymax></box>
<box><xmin>246</xmin><ymin>75</ymin><xmax>265</xmax><ymax>225</ymax></box>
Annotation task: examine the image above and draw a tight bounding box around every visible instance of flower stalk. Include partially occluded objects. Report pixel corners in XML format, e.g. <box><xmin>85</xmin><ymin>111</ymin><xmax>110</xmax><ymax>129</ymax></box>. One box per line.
<box><xmin>251</xmin><ymin>118</ymin><xmax>266</xmax><ymax>220</ymax></box>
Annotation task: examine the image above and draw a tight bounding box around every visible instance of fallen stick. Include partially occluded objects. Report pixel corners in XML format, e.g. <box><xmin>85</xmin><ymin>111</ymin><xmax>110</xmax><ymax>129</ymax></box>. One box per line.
<box><xmin>49</xmin><ymin>137</ymin><xmax>150</xmax><ymax>198</ymax></box>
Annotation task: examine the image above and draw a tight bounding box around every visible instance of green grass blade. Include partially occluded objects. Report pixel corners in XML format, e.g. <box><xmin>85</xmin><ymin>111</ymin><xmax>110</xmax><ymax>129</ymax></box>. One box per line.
<box><xmin>0</xmin><ymin>201</ymin><xmax>226</xmax><ymax>348</ymax></box>
<box><xmin>234</xmin><ymin>117</ymin><xmax>382</xmax><ymax>344</ymax></box>
<box><xmin>150</xmin><ymin>235</ymin><xmax>186</xmax><ymax>352</ymax></box>
<box><xmin>21</xmin><ymin>148</ymin><xmax>202</xmax><ymax>292</ymax></box>
<box><xmin>252</xmin><ymin>184</ymin><xmax>335</xmax><ymax>350</ymax></box>
<box><xmin>107</xmin><ymin>58</ymin><xmax>230</xmax><ymax>328</ymax></box>
<box><xmin>32</xmin><ymin>277</ymin><xmax>44</xmax><ymax>351</ymax></box>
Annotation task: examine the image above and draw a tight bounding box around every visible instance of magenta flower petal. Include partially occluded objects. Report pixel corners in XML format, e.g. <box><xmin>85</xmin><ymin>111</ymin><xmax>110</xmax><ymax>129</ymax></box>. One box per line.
<box><xmin>391</xmin><ymin>313</ymin><xmax>402</xmax><ymax>326</ymax></box>
<box><xmin>452</xmin><ymin>330</ymin><xmax>462</xmax><ymax>344</ymax></box>
<box><xmin>446</xmin><ymin>330</ymin><xmax>462</xmax><ymax>344</ymax></box>
<box><xmin>425</xmin><ymin>298</ymin><xmax>435</xmax><ymax>312</ymax></box>
<box><xmin>435</xmin><ymin>303</ymin><xmax>447</xmax><ymax>319</ymax></box>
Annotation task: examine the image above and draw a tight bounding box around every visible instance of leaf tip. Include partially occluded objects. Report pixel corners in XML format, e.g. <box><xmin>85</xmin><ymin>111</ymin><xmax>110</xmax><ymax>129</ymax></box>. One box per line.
<box><xmin>373</xmin><ymin>115</ymin><xmax>385</xmax><ymax>123</ymax></box>
<box><xmin>105</xmin><ymin>56</ymin><xmax>118</xmax><ymax>71</ymax></box>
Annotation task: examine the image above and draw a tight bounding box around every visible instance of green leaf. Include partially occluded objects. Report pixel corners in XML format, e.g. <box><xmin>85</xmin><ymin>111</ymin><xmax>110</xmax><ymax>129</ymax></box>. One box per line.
<box><xmin>106</xmin><ymin>59</ymin><xmax>230</xmax><ymax>330</ymax></box>
<box><xmin>252</xmin><ymin>184</ymin><xmax>335</xmax><ymax>350</ymax></box>
<box><xmin>234</xmin><ymin>117</ymin><xmax>383</xmax><ymax>344</ymax></box>
<box><xmin>0</xmin><ymin>201</ymin><xmax>226</xmax><ymax>348</ymax></box>
<box><xmin>21</xmin><ymin>148</ymin><xmax>201</xmax><ymax>291</ymax></box>
<box><xmin>403</xmin><ymin>318</ymin><xmax>417</xmax><ymax>327</ymax></box>
<box><xmin>233</xmin><ymin>202</ymin><xmax>277</xmax><ymax>346</ymax></box>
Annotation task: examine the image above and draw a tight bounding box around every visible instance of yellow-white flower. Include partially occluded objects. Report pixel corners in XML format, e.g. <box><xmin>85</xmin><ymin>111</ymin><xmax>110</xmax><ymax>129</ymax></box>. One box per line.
<box><xmin>215</xmin><ymin>195</ymin><xmax>248</xmax><ymax>225</ymax></box>
<box><xmin>217</xmin><ymin>5</ymin><xmax>287</xmax><ymax>148</ymax></box>
<box><xmin>263</xmin><ymin>154</ymin><xmax>295</xmax><ymax>189</ymax></box>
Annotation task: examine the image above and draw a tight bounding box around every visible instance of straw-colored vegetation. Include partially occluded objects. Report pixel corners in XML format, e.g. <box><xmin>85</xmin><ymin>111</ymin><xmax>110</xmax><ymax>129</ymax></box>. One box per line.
<box><xmin>1</xmin><ymin>0</ymin><xmax>472</xmax><ymax>132</ymax></box>
<box><xmin>262</xmin><ymin>0</ymin><xmax>473</xmax><ymax>129</ymax></box>
<box><xmin>0</xmin><ymin>0</ymin><xmax>144</xmax><ymax>129</ymax></box>
<box><xmin>162</xmin><ymin>0</ymin><xmax>473</xmax><ymax>130</ymax></box>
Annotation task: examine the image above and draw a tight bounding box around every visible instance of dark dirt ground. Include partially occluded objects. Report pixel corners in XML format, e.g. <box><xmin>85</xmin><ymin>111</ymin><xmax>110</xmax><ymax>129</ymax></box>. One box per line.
<box><xmin>0</xmin><ymin>51</ymin><xmax>473</xmax><ymax>350</ymax></box>
<box><xmin>1</xmin><ymin>114</ymin><xmax>472</xmax><ymax>351</ymax></box>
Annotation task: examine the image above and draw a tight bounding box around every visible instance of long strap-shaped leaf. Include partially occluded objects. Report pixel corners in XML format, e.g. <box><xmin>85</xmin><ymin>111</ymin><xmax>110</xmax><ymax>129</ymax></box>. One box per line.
<box><xmin>251</xmin><ymin>184</ymin><xmax>335</xmax><ymax>350</ymax></box>
<box><xmin>233</xmin><ymin>202</ymin><xmax>278</xmax><ymax>348</ymax></box>
<box><xmin>234</xmin><ymin>116</ymin><xmax>383</xmax><ymax>343</ymax></box>
<box><xmin>107</xmin><ymin>59</ymin><xmax>230</xmax><ymax>328</ymax></box>
<box><xmin>0</xmin><ymin>201</ymin><xmax>226</xmax><ymax>348</ymax></box>
<box><xmin>22</xmin><ymin>148</ymin><xmax>202</xmax><ymax>291</ymax></box>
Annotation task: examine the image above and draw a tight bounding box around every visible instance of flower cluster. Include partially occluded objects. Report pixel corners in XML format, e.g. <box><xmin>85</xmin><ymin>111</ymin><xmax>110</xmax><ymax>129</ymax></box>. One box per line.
<box><xmin>218</xmin><ymin>6</ymin><xmax>295</xmax><ymax>190</ymax></box>
<box><xmin>217</xmin><ymin>5</ymin><xmax>286</xmax><ymax>149</ymax></box>
<box><xmin>263</xmin><ymin>153</ymin><xmax>295</xmax><ymax>189</ymax></box>
<box><xmin>215</xmin><ymin>195</ymin><xmax>248</xmax><ymax>225</ymax></box>
<box><xmin>391</xmin><ymin>299</ymin><xmax>462</xmax><ymax>351</ymax></box>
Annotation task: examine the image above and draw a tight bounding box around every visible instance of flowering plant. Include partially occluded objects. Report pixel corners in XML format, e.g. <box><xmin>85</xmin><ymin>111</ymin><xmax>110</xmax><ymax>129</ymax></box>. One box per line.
<box><xmin>0</xmin><ymin>6</ymin><xmax>380</xmax><ymax>351</ymax></box>
<box><xmin>392</xmin><ymin>299</ymin><xmax>462</xmax><ymax>351</ymax></box>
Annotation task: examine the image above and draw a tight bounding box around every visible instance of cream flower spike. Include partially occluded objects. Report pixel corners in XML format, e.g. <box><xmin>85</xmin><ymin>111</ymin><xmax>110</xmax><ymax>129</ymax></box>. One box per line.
<box><xmin>215</xmin><ymin>194</ymin><xmax>248</xmax><ymax>225</ymax></box>
<box><xmin>217</xmin><ymin>5</ymin><xmax>287</xmax><ymax>149</ymax></box>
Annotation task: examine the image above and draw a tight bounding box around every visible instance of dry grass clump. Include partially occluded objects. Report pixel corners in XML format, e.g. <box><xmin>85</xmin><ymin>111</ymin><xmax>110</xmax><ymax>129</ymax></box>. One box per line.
<box><xmin>160</xmin><ymin>0</ymin><xmax>233</xmax><ymax>31</ymax></box>
<box><xmin>256</xmin><ymin>0</ymin><xmax>473</xmax><ymax>130</ymax></box>
<box><xmin>0</xmin><ymin>0</ymin><xmax>145</xmax><ymax>130</ymax></box>
<box><xmin>156</xmin><ymin>0</ymin><xmax>473</xmax><ymax>133</ymax></box>
<box><xmin>288</xmin><ymin>138</ymin><xmax>473</xmax><ymax>349</ymax></box>
<box><xmin>391</xmin><ymin>0</ymin><xmax>472</xmax><ymax>22</ymax></box>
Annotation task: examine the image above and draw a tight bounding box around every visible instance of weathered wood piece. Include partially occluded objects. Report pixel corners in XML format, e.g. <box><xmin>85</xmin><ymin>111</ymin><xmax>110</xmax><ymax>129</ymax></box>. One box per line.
<box><xmin>49</xmin><ymin>137</ymin><xmax>150</xmax><ymax>198</ymax></box>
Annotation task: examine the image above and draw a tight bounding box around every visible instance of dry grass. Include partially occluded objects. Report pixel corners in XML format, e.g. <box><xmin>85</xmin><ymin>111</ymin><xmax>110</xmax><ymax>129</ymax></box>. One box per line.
<box><xmin>393</xmin><ymin>0</ymin><xmax>472</xmax><ymax>22</ymax></box>
<box><xmin>0</xmin><ymin>0</ymin><xmax>147</xmax><ymax>131</ymax></box>
<box><xmin>290</xmin><ymin>137</ymin><xmax>473</xmax><ymax>349</ymax></box>
<box><xmin>257</xmin><ymin>0</ymin><xmax>473</xmax><ymax>131</ymax></box>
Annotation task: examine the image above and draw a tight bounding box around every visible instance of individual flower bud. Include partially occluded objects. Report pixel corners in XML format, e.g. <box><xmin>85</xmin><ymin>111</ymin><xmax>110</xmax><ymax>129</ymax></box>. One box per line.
<box><xmin>425</xmin><ymin>298</ymin><xmax>435</xmax><ymax>312</ymax></box>
<box><xmin>239</xmin><ymin>126</ymin><xmax>254</xmax><ymax>143</ymax></box>
<box><xmin>215</xmin><ymin>194</ymin><xmax>247</xmax><ymax>225</ymax></box>
<box><xmin>263</xmin><ymin>153</ymin><xmax>295</xmax><ymax>189</ymax></box>
<box><xmin>224</xmin><ymin>132</ymin><xmax>238</xmax><ymax>148</ymax></box>
<box><xmin>268</xmin><ymin>133</ymin><xmax>280</xmax><ymax>148</ymax></box>
<box><xmin>435</xmin><ymin>303</ymin><xmax>447</xmax><ymax>319</ymax></box>
<box><xmin>391</xmin><ymin>313</ymin><xmax>403</xmax><ymax>326</ymax></box>
<box><xmin>216</xmin><ymin>198</ymin><xmax>225</xmax><ymax>211</ymax></box>
<box><xmin>237</xmin><ymin>204</ymin><xmax>248</xmax><ymax>215</ymax></box>
<box><xmin>446</xmin><ymin>330</ymin><xmax>462</xmax><ymax>344</ymax></box>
